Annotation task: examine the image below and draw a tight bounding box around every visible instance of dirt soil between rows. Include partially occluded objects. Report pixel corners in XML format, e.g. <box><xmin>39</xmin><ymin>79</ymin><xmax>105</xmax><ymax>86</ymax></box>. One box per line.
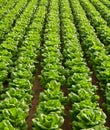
<box><xmin>61</xmin><ymin>85</ymin><xmax>72</xmax><ymax>130</ymax></box>
<box><xmin>27</xmin><ymin>62</ymin><xmax>43</xmax><ymax>130</ymax></box>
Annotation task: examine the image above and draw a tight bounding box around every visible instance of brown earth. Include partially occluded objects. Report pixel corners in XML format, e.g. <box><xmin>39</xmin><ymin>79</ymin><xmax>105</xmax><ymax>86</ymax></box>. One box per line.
<box><xmin>26</xmin><ymin>61</ymin><xmax>43</xmax><ymax>130</ymax></box>
<box><xmin>86</xmin><ymin>59</ymin><xmax>110</xmax><ymax>128</ymax></box>
<box><xmin>61</xmin><ymin>85</ymin><xmax>72</xmax><ymax>130</ymax></box>
<box><xmin>26</xmin><ymin>71</ymin><xmax>73</xmax><ymax>130</ymax></box>
<box><xmin>92</xmin><ymin>70</ymin><xmax>110</xmax><ymax>128</ymax></box>
<box><xmin>26</xmin><ymin>50</ymin><xmax>110</xmax><ymax>129</ymax></box>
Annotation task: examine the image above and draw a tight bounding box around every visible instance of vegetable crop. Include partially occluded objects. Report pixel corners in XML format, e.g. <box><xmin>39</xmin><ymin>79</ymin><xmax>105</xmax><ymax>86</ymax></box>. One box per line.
<box><xmin>60</xmin><ymin>0</ymin><xmax>107</xmax><ymax>129</ymax></box>
<box><xmin>0</xmin><ymin>0</ymin><xmax>110</xmax><ymax>129</ymax></box>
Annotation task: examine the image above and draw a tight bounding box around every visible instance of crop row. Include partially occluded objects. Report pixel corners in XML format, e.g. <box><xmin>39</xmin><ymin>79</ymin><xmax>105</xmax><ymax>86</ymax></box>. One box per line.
<box><xmin>0</xmin><ymin>0</ymin><xmax>8</xmax><ymax>8</ymax></box>
<box><xmin>79</xmin><ymin>0</ymin><xmax>110</xmax><ymax>50</ymax></box>
<box><xmin>0</xmin><ymin>0</ymin><xmax>49</xmax><ymax>129</ymax></box>
<box><xmin>70</xmin><ymin>0</ymin><xmax>110</xmax><ymax>115</ymax></box>
<box><xmin>60</xmin><ymin>0</ymin><xmax>107</xmax><ymax>129</ymax></box>
<box><xmin>100</xmin><ymin>0</ymin><xmax>110</xmax><ymax>8</ymax></box>
<box><xmin>0</xmin><ymin>0</ymin><xmax>38</xmax><ymax>94</ymax></box>
<box><xmin>32</xmin><ymin>0</ymin><xmax>66</xmax><ymax>129</ymax></box>
<box><xmin>0</xmin><ymin>0</ymin><xmax>29</xmax><ymax>41</ymax></box>
<box><xmin>0</xmin><ymin>0</ymin><xmax>19</xmax><ymax>20</ymax></box>
<box><xmin>90</xmin><ymin>0</ymin><xmax>110</xmax><ymax>25</ymax></box>
<box><xmin>1</xmin><ymin>0</ymin><xmax>110</xmax><ymax>129</ymax></box>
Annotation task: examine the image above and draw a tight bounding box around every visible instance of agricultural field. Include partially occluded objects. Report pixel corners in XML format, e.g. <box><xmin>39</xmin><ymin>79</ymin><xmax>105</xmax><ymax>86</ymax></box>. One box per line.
<box><xmin>1</xmin><ymin>0</ymin><xmax>110</xmax><ymax>129</ymax></box>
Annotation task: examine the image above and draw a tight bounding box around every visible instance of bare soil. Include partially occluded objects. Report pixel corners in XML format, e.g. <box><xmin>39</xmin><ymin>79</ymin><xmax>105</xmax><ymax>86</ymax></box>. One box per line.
<box><xmin>26</xmin><ymin>63</ymin><xmax>43</xmax><ymax>130</ymax></box>
<box><xmin>61</xmin><ymin>85</ymin><xmax>72</xmax><ymax>130</ymax></box>
<box><xmin>27</xmin><ymin>67</ymin><xmax>73</xmax><ymax>130</ymax></box>
<box><xmin>86</xmin><ymin>59</ymin><xmax>110</xmax><ymax>128</ymax></box>
<box><xmin>92</xmin><ymin>70</ymin><xmax>110</xmax><ymax>128</ymax></box>
<box><xmin>3</xmin><ymin>81</ymin><xmax>9</xmax><ymax>89</ymax></box>
<box><xmin>61</xmin><ymin>103</ymin><xmax>72</xmax><ymax>130</ymax></box>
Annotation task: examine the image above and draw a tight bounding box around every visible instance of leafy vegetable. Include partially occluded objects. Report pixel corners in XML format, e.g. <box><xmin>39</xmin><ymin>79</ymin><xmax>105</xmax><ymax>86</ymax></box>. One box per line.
<box><xmin>33</xmin><ymin>113</ymin><xmax>64</xmax><ymax>130</ymax></box>
<box><xmin>72</xmin><ymin>108</ymin><xmax>106</xmax><ymax>129</ymax></box>
<box><xmin>36</xmin><ymin>100</ymin><xmax>64</xmax><ymax>115</ymax></box>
